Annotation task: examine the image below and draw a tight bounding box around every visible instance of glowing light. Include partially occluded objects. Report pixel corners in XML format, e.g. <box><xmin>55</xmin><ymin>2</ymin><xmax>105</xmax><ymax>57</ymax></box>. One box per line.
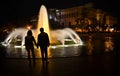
<box><xmin>27</xmin><ymin>26</ymin><xmax>31</xmax><ymax>30</ymax></box>
<box><xmin>37</xmin><ymin>5</ymin><xmax>51</xmax><ymax>41</ymax></box>
<box><xmin>1</xmin><ymin>5</ymin><xmax>83</xmax><ymax>48</ymax></box>
<box><xmin>104</xmin><ymin>37</ymin><xmax>114</xmax><ymax>52</ymax></box>
<box><xmin>50</xmin><ymin>43</ymin><xmax>83</xmax><ymax>49</ymax></box>
<box><xmin>109</xmin><ymin>28</ymin><xmax>114</xmax><ymax>32</ymax></box>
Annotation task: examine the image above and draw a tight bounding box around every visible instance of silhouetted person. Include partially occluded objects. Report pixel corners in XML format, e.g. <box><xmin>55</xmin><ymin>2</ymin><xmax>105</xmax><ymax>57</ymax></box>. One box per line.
<box><xmin>25</xmin><ymin>30</ymin><xmax>38</xmax><ymax>63</ymax></box>
<box><xmin>37</xmin><ymin>27</ymin><xmax>50</xmax><ymax>63</ymax></box>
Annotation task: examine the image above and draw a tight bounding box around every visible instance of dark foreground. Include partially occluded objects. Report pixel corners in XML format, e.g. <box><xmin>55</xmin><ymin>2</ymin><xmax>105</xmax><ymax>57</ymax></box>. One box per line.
<box><xmin>0</xmin><ymin>52</ymin><xmax>120</xmax><ymax>76</ymax></box>
<box><xmin>0</xmin><ymin>32</ymin><xmax>120</xmax><ymax>76</ymax></box>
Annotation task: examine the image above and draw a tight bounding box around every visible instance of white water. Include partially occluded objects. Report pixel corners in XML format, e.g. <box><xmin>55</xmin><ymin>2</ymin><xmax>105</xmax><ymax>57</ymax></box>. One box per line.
<box><xmin>1</xmin><ymin>5</ymin><xmax>83</xmax><ymax>47</ymax></box>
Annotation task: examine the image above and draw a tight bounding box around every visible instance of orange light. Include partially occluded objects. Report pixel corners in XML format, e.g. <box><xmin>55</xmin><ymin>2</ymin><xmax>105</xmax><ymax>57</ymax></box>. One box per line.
<box><xmin>27</xmin><ymin>26</ymin><xmax>31</xmax><ymax>30</ymax></box>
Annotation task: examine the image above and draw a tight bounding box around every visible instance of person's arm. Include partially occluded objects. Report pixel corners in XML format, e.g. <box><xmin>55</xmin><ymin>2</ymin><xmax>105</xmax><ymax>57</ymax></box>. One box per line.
<box><xmin>37</xmin><ymin>35</ymin><xmax>40</xmax><ymax>46</ymax></box>
<box><xmin>47</xmin><ymin>34</ymin><xmax>50</xmax><ymax>46</ymax></box>
<box><xmin>24</xmin><ymin>36</ymin><xmax>27</xmax><ymax>46</ymax></box>
<box><xmin>33</xmin><ymin>36</ymin><xmax>38</xmax><ymax>48</ymax></box>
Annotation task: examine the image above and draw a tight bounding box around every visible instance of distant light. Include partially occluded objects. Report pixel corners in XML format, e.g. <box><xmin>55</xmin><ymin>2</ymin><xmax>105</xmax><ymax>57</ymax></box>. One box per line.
<box><xmin>109</xmin><ymin>28</ymin><xmax>114</xmax><ymax>32</ymax></box>
<box><xmin>27</xmin><ymin>26</ymin><xmax>31</xmax><ymax>30</ymax></box>
<box><xmin>49</xmin><ymin>15</ymin><xmax>52</xmax><ymax>19</ymax></box>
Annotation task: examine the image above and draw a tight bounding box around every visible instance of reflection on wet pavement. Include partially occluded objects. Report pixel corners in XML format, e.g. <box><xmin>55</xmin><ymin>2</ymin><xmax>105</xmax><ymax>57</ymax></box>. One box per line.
<box><xmin>1</xmin><ymin>33</ymin><xmax>118</xmax><ymax>58</ymax></box>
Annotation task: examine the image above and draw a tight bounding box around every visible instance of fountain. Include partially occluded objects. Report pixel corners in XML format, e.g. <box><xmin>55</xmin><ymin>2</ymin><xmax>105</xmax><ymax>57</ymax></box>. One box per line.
<box><xmin>1</xmin><ymin>5</ymin><xmax>83</xmax><ymax>48</ymax></box>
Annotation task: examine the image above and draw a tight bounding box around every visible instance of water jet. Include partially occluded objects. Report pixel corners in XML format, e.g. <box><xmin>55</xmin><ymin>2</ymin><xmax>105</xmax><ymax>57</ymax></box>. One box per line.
<box><xmin>1</xmin><ymin>5</ymin><xmax>83</xmax><ymax>48</ymax></box>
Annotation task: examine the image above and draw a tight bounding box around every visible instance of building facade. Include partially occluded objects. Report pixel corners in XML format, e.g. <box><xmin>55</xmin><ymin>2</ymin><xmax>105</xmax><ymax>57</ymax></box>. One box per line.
<box><xmin>48</xmin><ymin>5</ymin><xmax>118</xmax><ymax>32</ymax></box>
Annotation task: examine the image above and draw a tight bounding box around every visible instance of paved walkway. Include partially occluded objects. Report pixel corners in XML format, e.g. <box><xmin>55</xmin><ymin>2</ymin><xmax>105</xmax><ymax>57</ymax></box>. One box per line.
<box><xmin>0</xmin><ymin>53</ymin><xmax>119</xmax><ymax>76</ymax></box>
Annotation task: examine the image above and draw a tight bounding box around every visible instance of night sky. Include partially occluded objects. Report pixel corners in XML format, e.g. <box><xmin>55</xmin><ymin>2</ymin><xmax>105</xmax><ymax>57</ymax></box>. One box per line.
<box><xmin>0</xmin><ymin>0</ymin><xmax>119</xmax><ymax>25</ymax></box>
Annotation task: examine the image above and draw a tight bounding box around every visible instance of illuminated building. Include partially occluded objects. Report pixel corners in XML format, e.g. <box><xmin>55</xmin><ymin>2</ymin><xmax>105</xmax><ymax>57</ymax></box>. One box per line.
<box><xmin>48</xmin><ymin>4</ymin><xmax>118</xmax><ymax>32</ymax></box>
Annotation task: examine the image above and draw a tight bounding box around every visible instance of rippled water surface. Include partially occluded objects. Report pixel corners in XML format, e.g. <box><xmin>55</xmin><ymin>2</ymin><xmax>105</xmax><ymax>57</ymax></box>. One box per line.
<box><xmin>0</xmin><ymin>33</ymin><xmax>120</xmax><ymax>58</ymax></box>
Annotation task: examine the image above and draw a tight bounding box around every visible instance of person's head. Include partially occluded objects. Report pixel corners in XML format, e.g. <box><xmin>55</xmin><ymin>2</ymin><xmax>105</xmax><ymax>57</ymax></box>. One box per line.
<box><xmin>40</xmin><ymin>27</ymin><xmax>44</xmax><ymax>32</ymax></box>
<box><xmin>27</xmin><ymin>30</ymin><xmax>32</xmax><ymax>36</ymax></box>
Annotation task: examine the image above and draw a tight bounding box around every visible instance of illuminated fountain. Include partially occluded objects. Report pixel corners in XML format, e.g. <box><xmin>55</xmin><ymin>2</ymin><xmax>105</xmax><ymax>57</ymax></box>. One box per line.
<box><xmin>1</xmin><ymin>5</ymin><xmax>83</xmax><ymax>48</ymax></box>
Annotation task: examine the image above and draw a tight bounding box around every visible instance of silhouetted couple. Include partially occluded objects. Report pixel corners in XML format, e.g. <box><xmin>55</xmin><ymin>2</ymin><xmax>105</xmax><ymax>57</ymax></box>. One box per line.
<box><xmin>25</xmin><ymin>27</ymin><xmax>50</xmax><ymax>64</ymax></box>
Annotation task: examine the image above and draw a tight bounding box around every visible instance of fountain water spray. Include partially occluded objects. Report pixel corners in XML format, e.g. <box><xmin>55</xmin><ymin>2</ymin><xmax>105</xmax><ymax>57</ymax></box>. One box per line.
<box><xmin>1</xmin><ymin>5</ymin><xmax>83</xmax><ymax>47</ymax></box>
<box><xmin>37</xmin><ymin>5</ymin><xmax>51</xmax><ymax>41</ymax></box>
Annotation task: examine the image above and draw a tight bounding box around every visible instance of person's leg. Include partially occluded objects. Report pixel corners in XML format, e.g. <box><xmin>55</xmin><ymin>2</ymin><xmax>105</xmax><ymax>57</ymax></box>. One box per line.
<box><xmin>28</xmin><ymin>51</ymin><xmax>30</xmax><ymax>59</ymax></box>
<box><xmin>31</xmin><ymin>47</ymin><xmax>36</xmax><ymax>64</ymax></box>
<box><xmin>26</xmin><ymin>48</ymin><xmax>30</xmax><ymax>59</ymax></box>
<box><xmin>26</xmin><ymin>47</ymin><xmax>32</xmax><ymax>64</ymax></box>
<box><xmin>40</xmin><ymin>48</ymin><xmax>45</xmax><ymax>62</ymax></box>
<box><xmin>44</xmin><ymin>47</ymin><xmax>48</xmax><ymax>63</ymax></box>
<box><xmin>31</xmin><ymin>47</ymin><xmax>35</xmax><ymax>59</ymax></box>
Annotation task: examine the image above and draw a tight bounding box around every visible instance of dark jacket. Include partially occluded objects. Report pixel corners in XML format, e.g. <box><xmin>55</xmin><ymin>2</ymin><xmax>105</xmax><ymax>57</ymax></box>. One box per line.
<box><xmin>25</xmin><ymin>36</ymin><xmax>37</xmax><ymax>47</ymax></box>
<box><xmin>37</xmin><ymin>32</ymin><xmax>50</xmax><ymax>47</ymax></box>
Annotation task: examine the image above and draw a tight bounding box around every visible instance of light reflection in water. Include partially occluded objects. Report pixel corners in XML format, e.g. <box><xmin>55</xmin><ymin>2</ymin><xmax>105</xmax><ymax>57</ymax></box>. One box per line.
<box><xmin>86</xmin><ymin>35</ymin><xmax>114</xmax><ymax>55</ymax></box>
<box><xmin>104</xmin><ymin>37</ymin><xmax>114</xmax><ymax>52</ymax></box>
<box><xmin>87</xmin><ymin>36</ymin><xmax>93</xmax><ymax>55</ymax></box>
<box><xmin>2</xmin><ymin>35</ymin><xmax>115</xmax><ymax>58</ymax></box>
<box><xmin>4</xmin><ymin>44</ymin><xmax>82</xmax><ymax>58</ymax></box>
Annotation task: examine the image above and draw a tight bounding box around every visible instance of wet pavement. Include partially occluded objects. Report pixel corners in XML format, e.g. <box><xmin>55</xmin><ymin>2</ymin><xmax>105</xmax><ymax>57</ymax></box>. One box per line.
<box><xmin>0</xmin><ymin>53</ymin><xmax>120</xmax><ymax>76</ymax></box>
<box><xmin>0</xmin><ymin>32</ymin><xmax>120</xmax><ymax>76</ymax></box>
